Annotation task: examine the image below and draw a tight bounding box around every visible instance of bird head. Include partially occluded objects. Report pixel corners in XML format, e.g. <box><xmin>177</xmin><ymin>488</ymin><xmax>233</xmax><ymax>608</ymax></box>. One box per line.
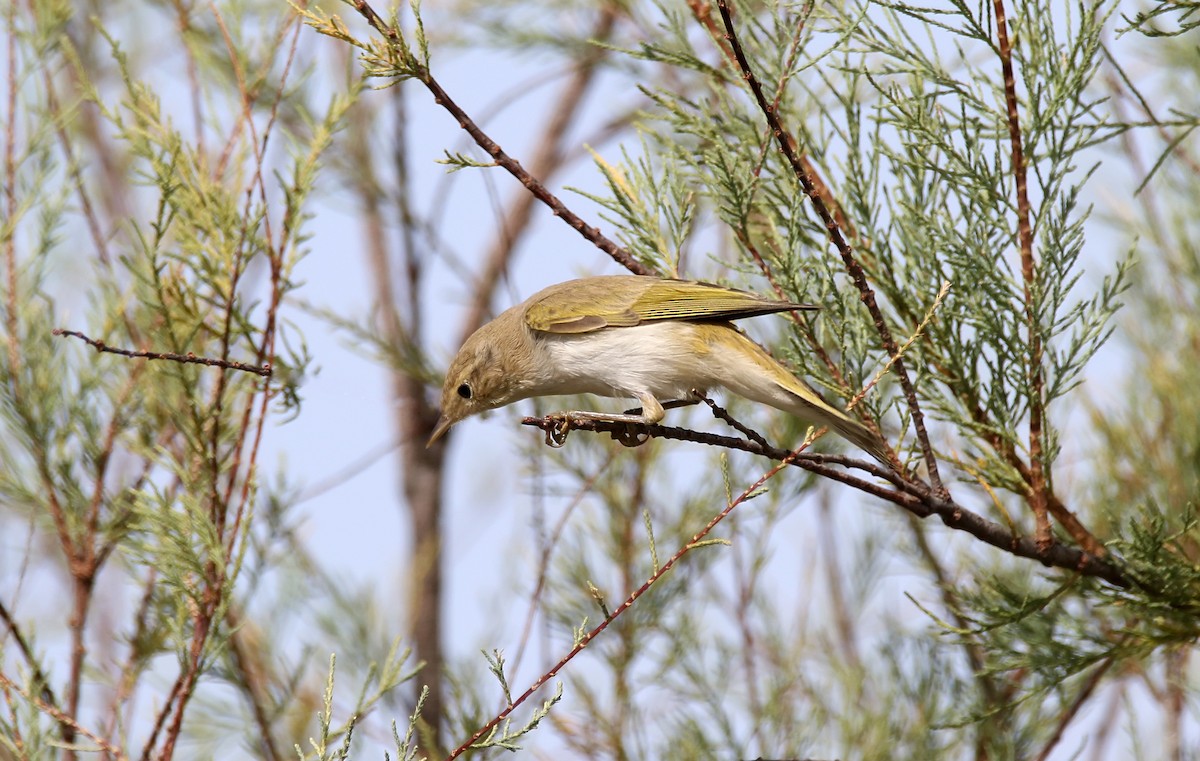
<box><xmin>427</xmin><ymin>316</ymin><xmax>527</xmax><ymax>446</ymax></box>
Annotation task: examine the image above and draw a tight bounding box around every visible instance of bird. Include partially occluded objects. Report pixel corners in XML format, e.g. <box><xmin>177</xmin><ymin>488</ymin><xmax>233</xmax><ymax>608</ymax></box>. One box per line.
<box><xmin>428</xmin><ymin>275</ymin><xmax>891</xmax><ymax>465</ymax></box>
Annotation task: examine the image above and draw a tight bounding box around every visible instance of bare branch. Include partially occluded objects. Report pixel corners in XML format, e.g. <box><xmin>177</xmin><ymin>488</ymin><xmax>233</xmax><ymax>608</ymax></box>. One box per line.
<box><xmin>458</xmin><ymin>4</ymin><xmax>621</xmax><ymax>342</ymax></box>
<box><xmin>53</xmin><ymin>329</ymin><xmax>272</xmax><ymax>377</ymax></box>
<box><xmin>519</xmin><ymin>415</ymin><xmax>1128</xmax><ymax>586</ymax></box>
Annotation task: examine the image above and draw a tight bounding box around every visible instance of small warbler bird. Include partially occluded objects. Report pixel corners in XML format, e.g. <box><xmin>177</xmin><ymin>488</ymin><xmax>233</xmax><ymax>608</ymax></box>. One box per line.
<box><xmin>428</xmin><ymin>275</ymin><xmax>890</xmax><ymax>464</ymax></box>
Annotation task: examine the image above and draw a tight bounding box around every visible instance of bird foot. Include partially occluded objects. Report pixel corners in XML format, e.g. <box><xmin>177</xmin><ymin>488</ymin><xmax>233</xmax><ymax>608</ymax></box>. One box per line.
<box><xmin>544</xmin><ymin>410</ymin><xmax>652</xmax><ymax>448</ymax></box>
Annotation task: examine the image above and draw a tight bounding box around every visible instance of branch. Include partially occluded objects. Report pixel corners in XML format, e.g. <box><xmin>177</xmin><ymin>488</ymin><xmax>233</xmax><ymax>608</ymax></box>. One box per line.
<box><xmin>714</xmin><ymin>0</ymin><xmax>946</xmax><ymax>494</ymax></box>
<box><xmin>700</xmin><ymin>0</ymin><xmax>885</xmax><ymax>439</ymax></box>
<box><xmin>990</xmin><ymin>0</ymin><xmax>1053</xmax><ymax>550</ymax></box>
<box><xmin>519</xmin><ymin>415</ymin><xmax>1128</xmax><ymax>587</ymax></box>
<box><xmin>989</xmin><ymin>0</ymin><xmax>1105</xmax><ymax>559</ymax></box>
<box><xmin>53</xmin><ymin>329</ymin><xmax>272</xmax><ymax>377</ymax></box>
<box><xmin>458</xmin><ymin>5</ymin><xmax>620</xmax><ymax>342</ymax></box>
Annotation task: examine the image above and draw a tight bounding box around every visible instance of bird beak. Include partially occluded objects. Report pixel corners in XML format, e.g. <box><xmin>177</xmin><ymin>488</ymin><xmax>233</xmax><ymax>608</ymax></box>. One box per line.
<box><xmin>426</xmin><ymin>414</ymin><xmax>454</xmax><ymax>448</ymax></box>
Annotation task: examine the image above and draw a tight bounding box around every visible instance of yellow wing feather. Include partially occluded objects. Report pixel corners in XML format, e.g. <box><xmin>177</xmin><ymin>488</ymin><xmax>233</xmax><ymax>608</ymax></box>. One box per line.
<box><xmin>524</xmin><ymin>276</ymin><xmax>816</xmax><ymax>335</ymax></box>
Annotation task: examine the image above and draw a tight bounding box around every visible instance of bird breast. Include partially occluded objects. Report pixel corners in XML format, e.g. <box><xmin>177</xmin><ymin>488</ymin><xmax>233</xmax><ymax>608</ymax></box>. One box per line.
<box><xmin>535</xmin><ymin>321</ymin><xmax>719</xmax><ymax>401</ymax></box>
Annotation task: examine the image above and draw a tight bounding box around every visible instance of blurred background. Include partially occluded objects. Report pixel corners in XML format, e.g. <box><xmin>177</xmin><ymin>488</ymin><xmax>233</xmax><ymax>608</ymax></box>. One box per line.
<box><xmin>2</xmin><ymin>0</ymin><xmax>1199</xmax><ymax>759</ymax></box>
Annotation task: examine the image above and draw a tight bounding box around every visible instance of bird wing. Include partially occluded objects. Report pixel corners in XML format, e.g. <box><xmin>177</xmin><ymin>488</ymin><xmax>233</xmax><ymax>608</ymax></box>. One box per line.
<box><xmin>524</xmin><ymin>276</ymin><xmax>818</xmax><ymax>335</ymax></box>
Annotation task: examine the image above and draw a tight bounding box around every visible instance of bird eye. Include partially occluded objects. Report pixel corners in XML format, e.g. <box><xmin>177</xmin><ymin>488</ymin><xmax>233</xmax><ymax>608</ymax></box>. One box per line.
<box><xmin>457</xmin><ymin>383</ymin><xmax>472</xmax><ymax>399</ymax></box>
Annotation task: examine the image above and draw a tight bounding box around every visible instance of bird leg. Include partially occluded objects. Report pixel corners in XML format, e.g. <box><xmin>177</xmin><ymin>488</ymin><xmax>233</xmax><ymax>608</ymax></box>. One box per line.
<box><xmin>555</xmin><ymin>392</ymin><xmax>665</xmax><ymax>425</ymax></box>
<box><xmin>622</xmin><ymin>397</ymin><xmax>700</xmax><ymax>417</ymax></box>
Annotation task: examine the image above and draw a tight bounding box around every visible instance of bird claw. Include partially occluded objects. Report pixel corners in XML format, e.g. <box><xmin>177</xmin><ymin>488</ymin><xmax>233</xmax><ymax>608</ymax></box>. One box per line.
<box><xmin>612</xmin><ymin>425</ymin><xmax>648</xmax><ymax>448</ymax></box>
<box><xmin>542</xmin><ymin>413</ymin><xmax>649</xmax><ymax>448</ymax></box>
<box><xmin>545</xmin><ymin>416</ymin><xmax>572</xmax><ymax>448</ymax></box>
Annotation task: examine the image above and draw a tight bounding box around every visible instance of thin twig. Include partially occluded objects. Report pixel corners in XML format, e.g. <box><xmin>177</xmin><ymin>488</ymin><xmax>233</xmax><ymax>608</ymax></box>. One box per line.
<box><xmin>715</xmin><ymin>0</ymin><xmax>945</xmax><ymax>495</ymax></box>
<box><xmin>732</xmin><ymin>229</ymin><xmax>854</xmax><ymax>401</ymax></box>
<box><xmin>53</xmin><ymin>329</ymin><xmax>272</xmax><ymax>377</ymax></box>
<box><xmin>458</xmin><ymin>5</ymin><xmax>620</xmax><ymax>342</ymax></box>
<box><xmin>851</xmin><ymin>280</ymin><xmax>951</xmax><ymax>409</ymax></box>
<box><xmin>347</xmin><ymin>0</ymin><xmax>652</xmax><ymax>277</ymax></box>
<box><xmin>696</xmin><ymin>394</ymin><xmax>769</xmax><ymax>448</ymax></box>
<box><xmin>0</xmin><ymin>598</ymin><xmax>59</xmax><ymax>711</ymax></box>
<box><xmin>446</xmin><ymin>450</ymin><xmax>804</xmax><ymax>760</ymax></box>
<box><xmin>1034</xmin><ymin>654</ymin><xmax>1116</xmax><ymax>761</ymax></box>
<box><xmin>706</xmin><ymin>4</ymin><xmax>864</xmax><ymax>408</ymax></box>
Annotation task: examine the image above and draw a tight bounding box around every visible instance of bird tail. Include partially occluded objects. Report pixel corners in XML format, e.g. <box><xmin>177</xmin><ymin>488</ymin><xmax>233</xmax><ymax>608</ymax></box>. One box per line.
<box><xmin>779</xmin><ymin>388</ymin><xmax>894</xmax><ymax>467</ymax></box>
<box><xmin>715</xmin><ymin>331</ymin><xmax>893</xmax><ymax>467</ymax></box>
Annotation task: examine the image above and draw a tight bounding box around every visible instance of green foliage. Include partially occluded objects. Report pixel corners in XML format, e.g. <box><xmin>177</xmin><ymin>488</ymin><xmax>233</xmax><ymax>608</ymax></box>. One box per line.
<box><xmin>298</xmin><ymin>0</ymin><xmax>430</xmax><ymax>86</ymax></box>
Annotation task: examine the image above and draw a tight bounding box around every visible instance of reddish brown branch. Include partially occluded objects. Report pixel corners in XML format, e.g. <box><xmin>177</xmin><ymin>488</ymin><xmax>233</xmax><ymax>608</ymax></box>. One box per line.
<box><xmin>990</xmin><ymin>0</ymin><xmax>1054</xmax><ymax>551</ymax></box>
<box><xmin>53</xmin><ymin>329</ymin><xmax>273</xmax><ymax>377</ymax></box>
<box><xmin>156</xmin><ymin>581</ymin><xmax>220</xmax><ymax>761</ymax></box>
<box><xmin>714</xmin><ymin>0</ymin><xmax>943</xmax><ymax>493</ymax></box>
<box><xmin>65</xmin><ymin>569</ymin><xmax>97</xmax><ymax>761</ymax></box>
<box><xmin>423</xmin><ymin>71</ymin><xmax>651</xmax><ymax>274</ymax></box>
<box><xmin>989</xmin><ymin>0</ymin><xmax>1103</xmax><ymax>558</ymax></box>
<box><xmin>707</xmin><ymin>7</ymin><xmax>875</xmax><ymax>429</ymax></box>
<box><xmin>139</xmin><ymin>661</ymin><xmax>186</xmax><ymax>760</ymax></box>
